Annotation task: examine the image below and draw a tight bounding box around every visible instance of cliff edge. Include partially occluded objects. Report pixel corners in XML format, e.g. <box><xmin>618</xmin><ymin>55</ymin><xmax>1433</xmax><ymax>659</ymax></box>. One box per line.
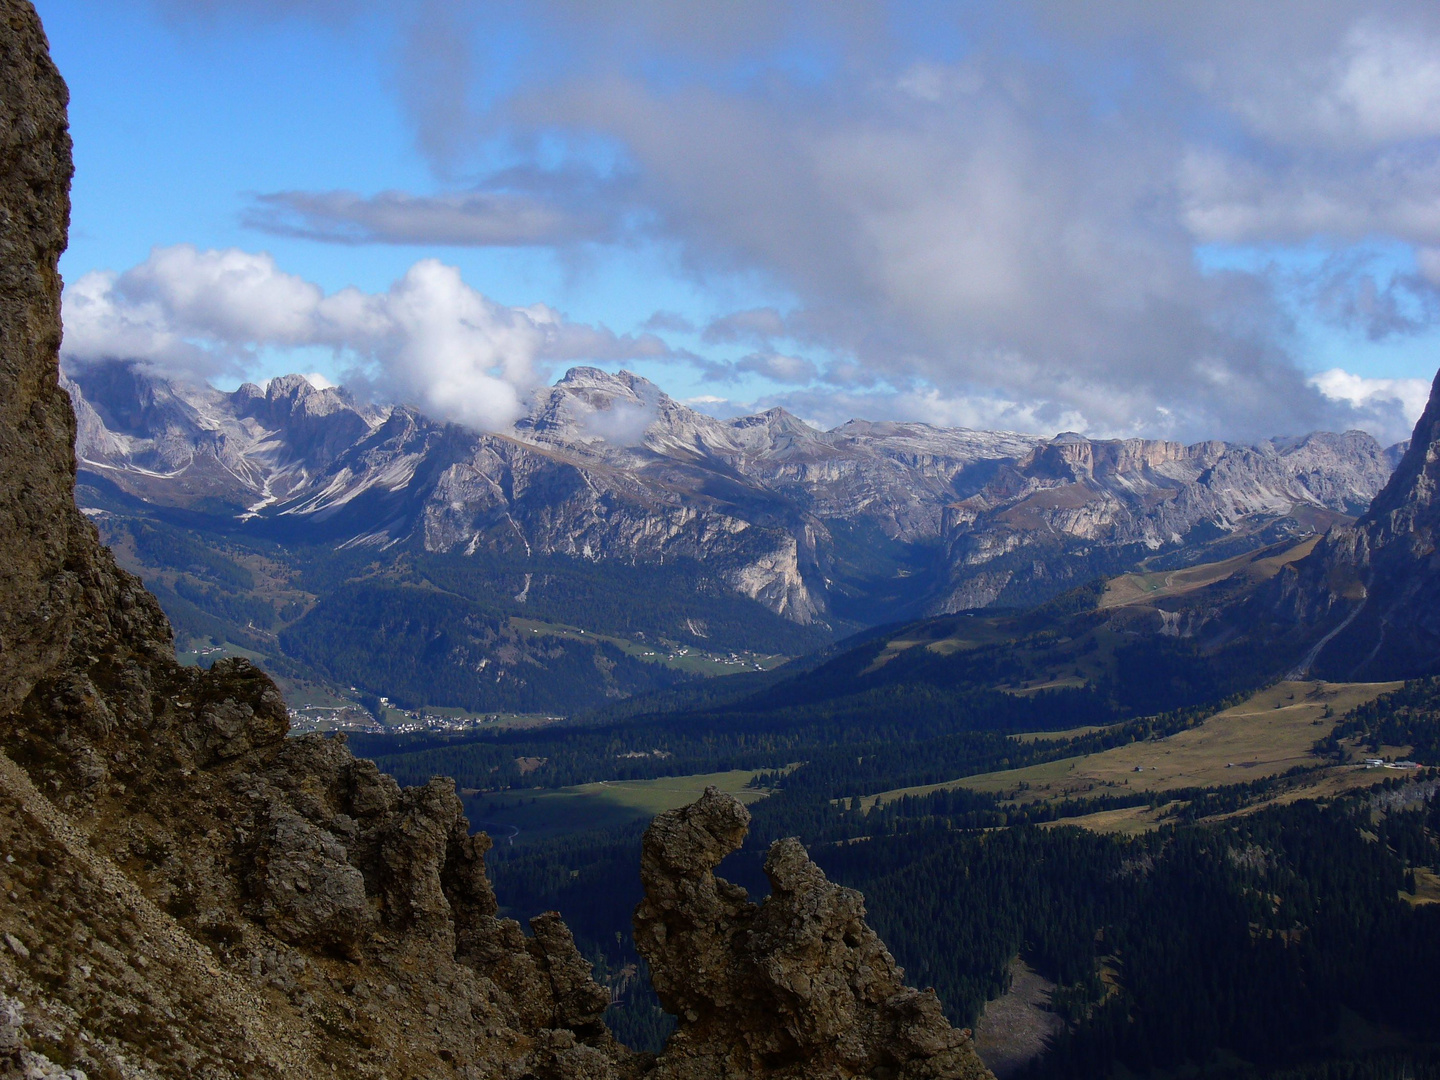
<box><xmin>1271</xmin><ymin>367</ymin><xmax>1440</xmax><ymax>679</ymax></box>
<box><xmin>0</xmin><ymin>3</ymin><xmax>994</xmax><ymax>1077</ymax></box>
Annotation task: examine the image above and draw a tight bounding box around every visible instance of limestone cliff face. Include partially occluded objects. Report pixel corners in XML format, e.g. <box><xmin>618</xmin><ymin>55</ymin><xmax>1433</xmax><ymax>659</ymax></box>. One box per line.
<box><xmin>935</xmin><ymin>430</ymin><xmax>1395</xmax><ymax>611</ymax></box>
<box><xmin>0</xmin><ymin>5</ymin><xmax>997</xmax><ymax>1078</ymax></box>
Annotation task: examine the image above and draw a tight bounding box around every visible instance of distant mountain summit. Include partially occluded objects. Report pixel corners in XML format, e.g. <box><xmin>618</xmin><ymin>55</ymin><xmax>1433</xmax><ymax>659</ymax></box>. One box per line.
<box><xmin>66</xmin><ymin>359</ymin><xmax>1403</xmax><ymax>629</ymax></box>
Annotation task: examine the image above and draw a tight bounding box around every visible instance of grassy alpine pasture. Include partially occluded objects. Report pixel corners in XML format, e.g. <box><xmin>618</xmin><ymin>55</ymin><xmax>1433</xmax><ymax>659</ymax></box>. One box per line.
<box><xmin>464</xmin><ymin>767</ymin><xmax>777</xmax><ymax>846</ymax></box>
<box><xmin>858</xmin><ymin>680</ymin><xmax>1410</xmax><ymax>828</ymax></box>
<box><xmin>1097</xmin><ymin>536</ymin><xmax>1319</xmax><ymax>610</ymax></box>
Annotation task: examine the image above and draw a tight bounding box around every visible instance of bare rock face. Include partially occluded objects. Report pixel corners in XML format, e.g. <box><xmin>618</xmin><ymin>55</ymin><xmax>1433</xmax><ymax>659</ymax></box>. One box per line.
<box><xmin>251</xmin><ymin>807</ymin><xmax>376</xmax><ymax>953</ymax></box>
<box><xmin>67</xmin><ymin>346</ymin><xmax>1403</xmax><ymax>631</ymax></box>
<box><xmin>635</xmin><ymin>789</ymin><xmax>993</xmax><ymax>1080</ymax></box>
<box><xmin>1269</xmin><ymin>367</ymin><xmax>1440</xmax><ymax>679</ymax></box>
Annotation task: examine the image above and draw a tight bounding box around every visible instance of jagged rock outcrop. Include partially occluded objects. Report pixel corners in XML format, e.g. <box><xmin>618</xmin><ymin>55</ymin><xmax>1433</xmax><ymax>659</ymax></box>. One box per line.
<box><xmin>634</xmin><ymin>789</ymin><xmax>992</xmax><ymax>1080</ymax></box>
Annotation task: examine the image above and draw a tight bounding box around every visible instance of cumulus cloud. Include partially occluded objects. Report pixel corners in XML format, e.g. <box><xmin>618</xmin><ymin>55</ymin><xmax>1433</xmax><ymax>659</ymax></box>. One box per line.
<box><xmin>61</xmin><ymin>245</ymin><xmax>670</xmax><ymax>432</ymax></box>
<box><xmin>702</xmin><ymin>308</ymin><xmax>790</xmax><ymax>345</ymax></box>
<box><xmin>735</xmin><ymin>351</ymin><xmax>818</xmax><ymax>384</ymax></box>
<box><xmin>1198</xmin><ymin>20</ymin><xmax>1440</xmax><ymax>149</ymax></box>
<box><xmin>334</xmin><ymin>1</ymin><xmax>1439</xmax><ymax>439</ymax></box>
<box><xmin>578</xmin><ymin>398</ymin><xmax>659</xmax><ymax>446</ymax></box>
<box><xmin>1309</xmin><ymin>368</ymin><xmax>1432</xmax><ymax>439</ymax></box>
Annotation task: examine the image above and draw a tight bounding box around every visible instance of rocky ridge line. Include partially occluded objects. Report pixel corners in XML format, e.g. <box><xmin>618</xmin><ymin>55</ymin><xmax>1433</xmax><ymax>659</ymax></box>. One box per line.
<box><xmin>67</xmin><ymin>358</ymin><xmax>1400</xmax><ymax>626</ymax></box>
<box><xmin>1270</xmin><ymin>367</ymin><xmax>1440</xmax><ymax>679</ymax></box>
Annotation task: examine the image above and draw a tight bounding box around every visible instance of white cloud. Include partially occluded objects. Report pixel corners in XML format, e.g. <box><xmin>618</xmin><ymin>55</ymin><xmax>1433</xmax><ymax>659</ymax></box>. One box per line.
<box><xmin>579</xmin><ymin>398</ymin><xmax>659</xmax><ymax>445</ymax></box>
<box><xmin>61</xmin><ymin>268</ymin><xmax>218</xmax><ymax>376</ymax></box>
<box><xmin>1309</xmin><ymin>367</ymin><xmax>1431</xmax><ymax>441</ymax></box>
<box><xmin>61</xmin><ymin>245</ymin><xmax>669</xmax><ymax>432</ymax></box>
<box><xmin>142</xmin><ymin>2</ymin><xmax>1440</xmax><ymax>442</ymax></box>
<box><xmin>1217</xmin><ymin>22</ymin><xmax>1440</xmax><ymax>148</ymax></box>
<box><xmin>1179</xmin><ymin>147</ymin><xmax>1440</xmax><ymax>246</ymax></box>
<box><xmin>1333</xmin><ymin>25</ymin><xmax>1440</xmax><ymax>144</ymax></box>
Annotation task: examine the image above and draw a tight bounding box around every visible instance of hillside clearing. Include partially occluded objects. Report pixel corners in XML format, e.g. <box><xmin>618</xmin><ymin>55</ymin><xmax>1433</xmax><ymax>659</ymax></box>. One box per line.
<box><xmin>1099</xmin><ymin>537</ymin><xmax>1319</xmax><ymax>610</ymax></box>
<box><xmin>463</xmin><ymin>768</ymin><xmax>774</xmax><ymax>844</ymax></box>
<box><xmin>861</xmin><ymin>680</ymin><xmax>1406</xmax><ymax>824</ymax></box>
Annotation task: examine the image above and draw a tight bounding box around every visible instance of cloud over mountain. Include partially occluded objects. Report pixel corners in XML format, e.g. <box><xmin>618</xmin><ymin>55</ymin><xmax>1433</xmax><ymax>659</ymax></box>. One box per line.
<box><xmin>61</xmin><ymin>246</ymin><xmax>672</xmax><ymax>432</ymax></box>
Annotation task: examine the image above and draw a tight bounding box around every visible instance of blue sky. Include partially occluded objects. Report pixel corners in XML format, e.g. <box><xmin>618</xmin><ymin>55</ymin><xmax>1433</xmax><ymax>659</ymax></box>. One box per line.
<box><xmin>37</xmin><ymin>0</ymin><xmax>1440</xmax><ymax>443</ymax></box>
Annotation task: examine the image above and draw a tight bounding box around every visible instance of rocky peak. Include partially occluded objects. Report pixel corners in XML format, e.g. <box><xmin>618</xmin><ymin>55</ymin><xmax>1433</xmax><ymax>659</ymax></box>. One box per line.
<box><xmin>634</xmin><ymin>789</ymin><xmax>992</xmax><ymax>1080</ymax></box>
<box><xmin>237</xmin><ymin>373</ymin><xmax>342</xmax><ymax>423</ymax></box>
<box><xmin>1357</xmin><ymin>370</ymin><xmax>1440</xmax><ymax>545</ymax></box>
<box><xmin>1269</xmin><ymin>367</ymin><xmax>1440</xmax><ymax>679</ymax></box>
<box><xmin>723</xmin><ymin>407</ymin><xmax>821</xmax><ymax>459</ymax></box>
<box><xmin>64</xmin><ymin>358</ymin><xmax>209</xmax><ymax>438</ymax></box>
<box><xmin>554</xmin><ymin>365</ymin><xmax>653</xmax><ymax>395</ymax></box>
<box><xmin>518</xmin><ymin>366</ymin><xmax>667</xmax><ymax>447</ymax></box>
<box><xmin>538</xmin><ymin>367</ymin><xmax>662</xmax><ymax>420</ymax></box>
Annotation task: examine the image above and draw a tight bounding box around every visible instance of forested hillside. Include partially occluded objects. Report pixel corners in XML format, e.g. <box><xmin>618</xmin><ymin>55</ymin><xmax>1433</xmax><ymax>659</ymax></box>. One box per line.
<box><xmin>359</xmin><ymin>664</ymin><xmax>1440</xmax><ymax>1074</ymax></box>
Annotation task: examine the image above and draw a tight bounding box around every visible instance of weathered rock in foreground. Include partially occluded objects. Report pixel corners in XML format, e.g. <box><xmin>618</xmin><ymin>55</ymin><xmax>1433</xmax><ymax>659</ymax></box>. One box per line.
<box><xmin>636</xmin><ymin>789</ymin><xmax>993</xmax><ymax>1080</ymax></box>
<box><xmin>0</xmin><ymin>4</ymin><xmax>625</xmax><ymax>1075</ymax></box>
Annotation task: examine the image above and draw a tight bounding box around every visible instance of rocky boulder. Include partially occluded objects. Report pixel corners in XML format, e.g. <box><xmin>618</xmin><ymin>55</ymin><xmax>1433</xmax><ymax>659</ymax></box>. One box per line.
<box><xmin>635</xmin><ymin>788</ymin><xmax>993</xmax><ymax>1080</ymax></box>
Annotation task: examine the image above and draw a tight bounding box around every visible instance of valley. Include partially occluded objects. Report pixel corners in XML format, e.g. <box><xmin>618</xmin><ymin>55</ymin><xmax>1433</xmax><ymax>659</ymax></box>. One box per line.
<box><xmin>71</xmin><ymin>364</ymin><xmax>1440</xmax><ymax>1071</ymax></box>
<box><xmin>68</xmin><ymin>359</ymin><xmax>1405</xmax><ymax>726</ymax></box>
<box><xmin>467</xmin><ymin>768</ymin><xmax>778</xmax><ymax>846</ymax></box>
<box><xmin>860</xmin><ymin>679</ymin><xmax>1410</xmax><ymax>827</ymax></box>
<box><xmin>457</xmin><ymin>671</ymin><xmax>1440</xmax><ymax>1069</ymax></box>
<box><xmin>5</xmin><ymin>5</ymin><xmax>1440</xmax><ymax>1078</ymax></box>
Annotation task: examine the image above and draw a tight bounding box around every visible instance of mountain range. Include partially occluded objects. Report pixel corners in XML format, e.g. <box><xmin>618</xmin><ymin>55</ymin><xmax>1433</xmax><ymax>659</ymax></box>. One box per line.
<box><xmin>68</xmin><ymin>360</ymin><xmax>1402</xmax><ymax>627</ymax></box>
<box><xmin>9</xmin><ymin>6</ymin><xmax>1440</xmax><ymax>1079</ymax></box>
